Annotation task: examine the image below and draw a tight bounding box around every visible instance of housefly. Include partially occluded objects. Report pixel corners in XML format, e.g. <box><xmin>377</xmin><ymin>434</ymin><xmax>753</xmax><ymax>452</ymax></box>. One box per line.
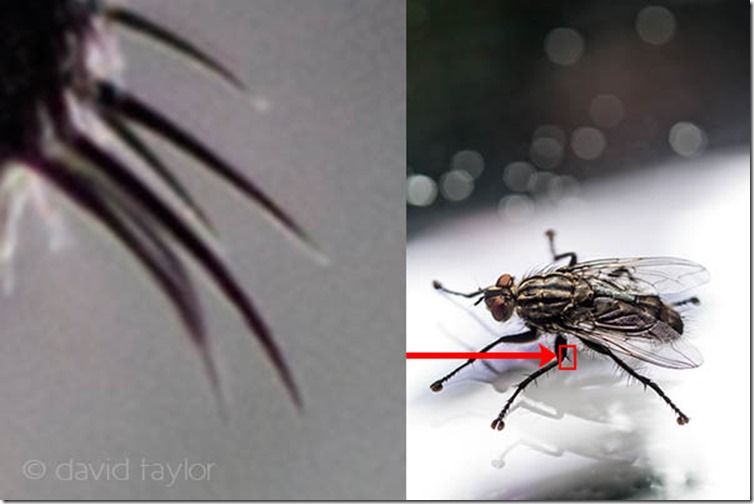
<box><xmin>431</xmin><ymin>230</ymin><xmax>708</xmax><ymax>431</ymax></box>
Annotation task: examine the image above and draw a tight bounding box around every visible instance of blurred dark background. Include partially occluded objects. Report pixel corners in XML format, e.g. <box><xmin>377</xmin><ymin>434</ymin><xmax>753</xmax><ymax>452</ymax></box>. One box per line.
<box><xmin>407</xmin><ymin>0</ymin><xmax>750</xmax><ymax>236</ymax></box>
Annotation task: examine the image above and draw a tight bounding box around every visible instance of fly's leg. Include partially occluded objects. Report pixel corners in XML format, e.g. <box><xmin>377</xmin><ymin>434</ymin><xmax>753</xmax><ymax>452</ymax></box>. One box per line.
<box><xmin>673</xmin><ymin>296</ymin><xmax>700</xmax><ymax>307</ymax></box>
<box><xmin>607</xmin><ymin>266</ymin><xmax>638</xmax><ymax>283</ymax></box>
<box><xmin>442</xmin><ymin>328</ymin><xmax>499</xmax><ymax>376</ymax></box>
<box><xmin>491</xmin><ymin>335</ymin><xmax>567</xmax><ymax>431</ymax></box>
<box><xmin>432</xmin><ymin>280</ymin><xmax>484</xmax><ymax>300</ymax></box>
<box><xmin>430</xmin><ymin>329</ymin><xmax>538</xmax><ymax>392</ymax></box>
<box><xmin>545</xmin><ymin>229</ymin><xmax>577</xmax><ymax>266</ymax></box>
<box><xmin>490</xmin><ymin>362</ymin><xmax>557</xmax><ymax>431</ymax></box>
<box><xmin>580</xmin><ymin>339</ymin><xmax>690</xmax><ymax>425</ymax></box>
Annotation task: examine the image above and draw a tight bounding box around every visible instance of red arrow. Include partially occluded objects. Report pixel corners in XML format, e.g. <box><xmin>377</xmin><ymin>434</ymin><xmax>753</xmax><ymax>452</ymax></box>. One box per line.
<box><xmin>406</xmin><ymin>343</ymin><xmax>557</xmax><ymax>368</ymax></box>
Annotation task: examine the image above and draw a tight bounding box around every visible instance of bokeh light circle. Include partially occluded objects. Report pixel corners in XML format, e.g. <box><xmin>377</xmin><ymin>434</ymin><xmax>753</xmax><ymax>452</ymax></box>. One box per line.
<box><xmin>533</xmin><ymin>124</ymin><xmax>567</xmax><ymax>144</ymax></box>
<box><xmin>526</xmin><ymin>171</ymin><xmax>555</xmax><ymax>195</ymax></box>
<box><xmin>668</xmin><ymin>122</ymin><xmax>707</xmax><ymax>157</ymax></box>
<box><xmin>544</xmin><ymin>28</ymin><xmax>585</xmax><ymax>66</ymax></box>
<box><xmin>498</xmin><ymin>194</ymin><xmax>535</xmax><ymax>222</ymax></box>
<box><xmin>530</xmin><ymin>137</ymin><xmax>564</xmax><ymax>169</ymax></box>
<box><xmin>636</xmin><ymin>6</ymin><xmax>676</xmax><ymax>45</ymax></box>
<box><xmin>440</xmin><ymin>170</ymin><xmax>474</xmax><ymax>202</ymax></box>
<box><xmin>503</xmin><ymin>161</ymin><xmax>535</xmax><ymax>192</ymax></box>
<box><xmin>571</xmin><ymin>127</ymin><xmax>607</xmax><ymax>160</ymax></box>
<box><xmin>451</xmin><ymin>150</ymin><xmax>485</xmax><ymax>179</ymax></box>
<box><xmin>407</xmin><ymin>174</ymin><xmax>437</xmax><ymax>207</ymax></box>
<box><xmin>589</xmin><ymin>94</ymin><xmax>625</xmax><ymax>128</ymax></box>
<box><xmin>547</xmin><ymin>175</ymin><xmax>581</xmax><ymax>201</ymax></box>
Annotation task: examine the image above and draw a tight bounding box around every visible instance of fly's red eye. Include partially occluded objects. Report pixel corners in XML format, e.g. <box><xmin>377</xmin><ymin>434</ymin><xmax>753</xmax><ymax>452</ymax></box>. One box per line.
<box><xmin>485</xmin><ymin>297</ymin><xmax>510</xmax><ymax>321</ymax></box>
<box><xmin>496</xmin><ymin>274</ymin><xmax>513</xmax><ymax>288</ymax></box>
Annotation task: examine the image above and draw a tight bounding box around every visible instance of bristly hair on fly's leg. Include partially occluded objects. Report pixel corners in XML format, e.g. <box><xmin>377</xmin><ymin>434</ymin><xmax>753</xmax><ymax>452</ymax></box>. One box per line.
<box><xmin>0</xmin><ymin>0</ymin><xmax>325</xmax><ymax>411</ymax></box>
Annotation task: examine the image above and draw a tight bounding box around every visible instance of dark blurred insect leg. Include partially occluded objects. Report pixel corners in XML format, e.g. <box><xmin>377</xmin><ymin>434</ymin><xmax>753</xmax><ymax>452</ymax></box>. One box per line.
<box><xmin>545</xmin><ymin>229</ymin><xmax>577</xmax><ymax>266</ymax></box>
<box><xmin>580</xmin><ymin>339</ymin><xmax>690</xmax><ymax>425</ymax></box>
<box><xmin>432</xmin><ymin>280</ymin><xmax>484</xmax><ymax>300</ymax></box>
<box><xmin>673</xmin><ymin>296</ymin><xmax>700</xmax><ymax>307</ymax></box>
<box><xmin>607</xmin><ymin>266</ymin><xmax>637</xmax><ymax>282</ymax></box>
<box><xmin>491</xmin><ymin>335</ymin><xmax>567</xmax><ymax>431</ymax></box>
<box><xmin>430</xmin><ymin>329</ymin><xmax>538</xmax><ymax>392</ymax></box>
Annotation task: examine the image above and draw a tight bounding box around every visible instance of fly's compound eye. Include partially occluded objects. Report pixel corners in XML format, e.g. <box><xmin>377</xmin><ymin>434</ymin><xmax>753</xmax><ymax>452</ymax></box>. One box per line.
<box><xmin>496</xmin><ymin>274</ymin><xmax>514</xmax><ymax>288</ymax></box>
<box><xmin>485</xmin><ymin>296</ymin><xmax>514</xmax><ymax>322</ymax></box>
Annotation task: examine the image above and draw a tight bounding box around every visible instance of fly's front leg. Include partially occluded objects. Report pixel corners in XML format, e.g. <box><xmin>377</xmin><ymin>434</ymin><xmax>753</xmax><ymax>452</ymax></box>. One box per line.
<box><xmin>545</xmin><ymin>229</ymin><xmax>577</xmax><ymax>266</ymax></box>
<box><xmin>579</xmin><ymin>338</ymin><xmax>690</xmax><ymax>425</ymax></box>
<box><xmin>491</xmin><ymin>335</ymin><xmax>568</xmax><ymax>431</ymax></box>
<box><xmin>430</xmin><ymin>329</ymin><xmax>538</xmax><ymax>392</ymax></box>
<box><xmin>432</xmin><ymin>280</ymin><xmax>484</xmax><ymax>300</ymax></box>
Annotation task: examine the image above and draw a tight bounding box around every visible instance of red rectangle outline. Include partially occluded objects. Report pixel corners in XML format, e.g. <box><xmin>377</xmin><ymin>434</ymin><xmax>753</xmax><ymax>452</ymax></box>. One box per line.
<box><xmin>558</xmin><ymin>344</ymin><xmax>577</xmax><ymax>370</ymax></box>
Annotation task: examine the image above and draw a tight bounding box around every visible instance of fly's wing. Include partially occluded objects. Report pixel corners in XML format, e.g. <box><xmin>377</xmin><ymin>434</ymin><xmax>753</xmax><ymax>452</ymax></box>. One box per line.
<box><xmin>560</xmin><ymin>257</ymin><xmax>709</xmax><ymax>296</ymax></box>
<box><xmin>560</xmin><ymin>298</ymin><xmax>703</xmax><ymax>369</ymax></box>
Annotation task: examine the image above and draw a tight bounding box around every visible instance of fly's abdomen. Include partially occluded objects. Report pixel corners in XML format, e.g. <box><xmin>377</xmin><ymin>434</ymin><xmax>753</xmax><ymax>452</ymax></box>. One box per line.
<box><xmin>516</xmin><ymin>273</ymin><xmax>583</xmax><ymax>322</ymax></box>
<box><xmin>637</xmin><ymin>295</ymin><xmax>684</xmax><ymax>334</ymax></box>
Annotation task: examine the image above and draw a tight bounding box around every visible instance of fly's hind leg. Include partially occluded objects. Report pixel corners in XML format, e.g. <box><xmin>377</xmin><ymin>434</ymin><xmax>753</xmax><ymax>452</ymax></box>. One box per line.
<box><xmin>607</xmin><ymin>266</ymin><xmax>638</xmax><ymax>283</ymax></box>
<box><xmin>430</xmin><ymin>329</ymin><xmax>538</xmax><ymax>392</ymax></box>
<box><xmin>579</xmin><ymin>338</ymin><xmax>690</xmax><ymax>425</ymax></box>
<box><xmin>545</xmin><ymin>229</ymin><xmax>577</xmax><ymax>266</ymax></box>
<box><xmin>491</xmin><ymin>335</ymin><xmax>568</xmax><ymax>431</ymax></box>
<box><xmin>673</xmin><ymin>296</ymin><xmax>700</xmax><ymax>307</ymax></box>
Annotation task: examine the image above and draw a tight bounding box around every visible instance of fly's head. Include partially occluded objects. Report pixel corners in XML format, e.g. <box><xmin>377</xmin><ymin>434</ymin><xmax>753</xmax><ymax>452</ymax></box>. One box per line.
<box><xmin>482</xmin><ymin>274</ymin><xmax>516</xmax><ymax>322</ymax></box>
<box><xmin>432</xmin><ymin>274</ymin><xmax>517</xmax><ymax>322</ymax></box>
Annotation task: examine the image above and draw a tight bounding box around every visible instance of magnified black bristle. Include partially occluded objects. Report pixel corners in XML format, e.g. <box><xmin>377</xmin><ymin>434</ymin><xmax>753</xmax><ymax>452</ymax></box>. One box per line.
<box><xmin>96</xmin><ymin>80</ymin><xmax>319</xmax><ymax>254</ymax></box>
<box><xmin>101</xmin><ymin>112</ymin><xmax>216</xmax><ymax>233</ymax></box>
<box><xmin>73</xmin><ymin>134</ymin><xmax>302</xmax><ymax>408</ymax></box>
<box><xmin>104</xmin><ymin>5</ymin><xmax>247</xmax><ymax>92</ymax></box>
<box><xmin>31</xmin><ymin>154</ymin><xmax>226</xmax><ymax>403</ymax></box>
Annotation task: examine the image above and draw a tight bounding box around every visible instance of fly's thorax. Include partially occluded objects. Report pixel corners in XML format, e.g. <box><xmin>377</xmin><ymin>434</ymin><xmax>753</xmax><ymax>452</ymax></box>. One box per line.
<box><xmin>515</xmin><ymin>272</ymin><xmax>593</xmax><ymax>322</ymax></box>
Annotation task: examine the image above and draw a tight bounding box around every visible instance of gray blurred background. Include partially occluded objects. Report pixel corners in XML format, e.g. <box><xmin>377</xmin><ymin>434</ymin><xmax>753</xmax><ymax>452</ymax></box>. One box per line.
<box><xmin>0</xmin><ymin>0</ymin><xmax>405</xmax><ymax>499</ymax></box>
